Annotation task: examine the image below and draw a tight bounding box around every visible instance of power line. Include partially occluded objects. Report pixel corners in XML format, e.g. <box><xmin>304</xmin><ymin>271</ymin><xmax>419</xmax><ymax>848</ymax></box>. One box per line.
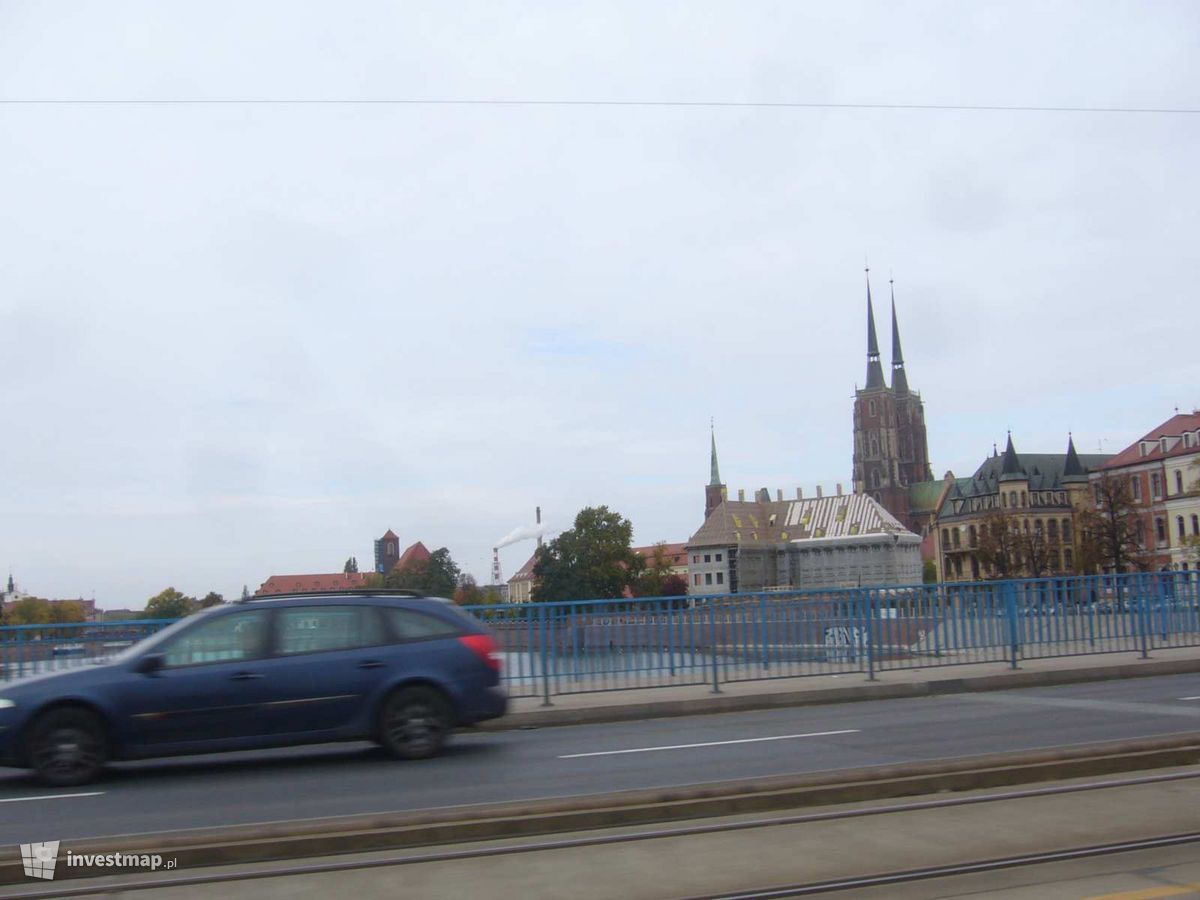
<box><xmin>0</xmin><ymin>98</ymin><xmax>1197</xmax><ymax>114</ymax></box>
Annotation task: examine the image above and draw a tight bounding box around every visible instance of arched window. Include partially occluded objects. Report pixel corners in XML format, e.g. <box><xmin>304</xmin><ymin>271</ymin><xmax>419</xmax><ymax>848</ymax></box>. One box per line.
<box><xmin>952</xmin><ymin>528</ymin><xmax>961</xmax><ymax>548</ymax></box>
<box><xmin>1062</xmin><ymin>519</ymin><xmax>1072</xmax><ymax>541</ymax></box>
<box><xmin>1177</xmin><ymin>471</ymin><xmax>1185</xmax><ymax>495</ymax></box>
<box><xmin>1002</xmin><ymin>493</ymin><xmax>1008</xmax><ymax>508</ymax></box>
<box><xmin>1193</xmin><ymin>515</ymin><xmax>1199</xmax><ymax>536</ymax></box>
<box><xmin>968</xmin><ymin>525</ymin><xmax>978</xmax><ymax>548</ymax></box>
<box><xmin>1048</xmin><ymin>520</ymin><xmax>1059</xmax><ymax>541</ymax></box>
<box><xmin>1179</xmin><ymin>516</ymin><xmax>1187</xmax><ymax>539</ymax></box>
<box><xmin>942</xmin><ymin>528</ymin><xmax>950</xmax><ymax>547</ymax></box>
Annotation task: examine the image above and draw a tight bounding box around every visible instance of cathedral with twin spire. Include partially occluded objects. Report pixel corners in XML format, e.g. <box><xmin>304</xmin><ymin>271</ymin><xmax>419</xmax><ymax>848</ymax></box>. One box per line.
<box><xmin>852</xmin><ymin>271</ymin><xmax>936</xmax><ymax>534</ymax></box>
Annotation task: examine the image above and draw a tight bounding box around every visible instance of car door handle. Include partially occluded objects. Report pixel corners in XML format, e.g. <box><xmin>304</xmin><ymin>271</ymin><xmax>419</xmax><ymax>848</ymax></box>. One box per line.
<box><xmin>231</xmin><ymin>671</ymin><xmax>264</xmax><ymax>680</ymax></box>
<box><xmin>357</xmin><ymin>660</ymin><xmax>386</xmax><ymax>669</ymax></box>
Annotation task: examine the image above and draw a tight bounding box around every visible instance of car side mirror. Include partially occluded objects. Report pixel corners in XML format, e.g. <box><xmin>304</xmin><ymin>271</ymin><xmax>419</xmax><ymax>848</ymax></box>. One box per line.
<box><xmin>135</xmin><ymin>653</ymin><xmax>165</xmax><ymax>675</ymax></box>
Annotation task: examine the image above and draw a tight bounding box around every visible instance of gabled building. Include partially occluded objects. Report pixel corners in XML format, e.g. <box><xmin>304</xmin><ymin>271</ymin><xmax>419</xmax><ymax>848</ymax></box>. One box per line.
<box><xmin>688</xmin><ymin>485</ymin><xmax>921</xmax><ymax>595</ymax></box>
<box><xmin>933</xmin><ymin>434</ymin><xmax>1109</xmax><ymax>581</ymax></box>
<box><xmin>1093</xmin><ymin>411</ymin><xmax>1200</xmax><ymax>572</ymax></box>
<box><xmin>506</xmin><ymin>551</ymin><xmax>538</xmax><ymax>603</ymax></box>
<box><xmin>257</xmin><ymin>572</ymin><xmax>370</xmax><ymax>595</ymax></box>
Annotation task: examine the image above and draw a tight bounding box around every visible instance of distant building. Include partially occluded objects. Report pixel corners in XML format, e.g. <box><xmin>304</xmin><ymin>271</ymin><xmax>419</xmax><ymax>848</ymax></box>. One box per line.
<box><xmin>688</xmin><ymin>487</ymin><xmax>920</xmax><ymax>595</ymax></box>
<box><xmin>932</xmin><ymin>434</ymin><xmax>1109</xmax><ymax>581</ymax></box>
<box><xmin>507</xmin><ymin>552</ymin><xmax>537</xmax><ymax>603</ymax></box>
<box><xmin>631</xmin><ymin>542</ymin><xmax>689</xmax><ymax>578</ymax></box>
<box><xmin>1093</xmin><ymin>411</ymin><xmax>1200</xmax><ymax>572</ymax></box>
<box><xmin>851</xmin><ymin>274</ymin><xmax>939</xmax><ymax>538</ymax></box>
<box><xmin>257</xmin><ymin>573</ymin><xmax>370</xmax><ymax>595</ymax></box>
<box><xmin>374</xmin><ymin>529</ymin><xmax>431</xmax><ymax>575</ymax></box>
<box><xmin>257</xmin><ymin>531</ymin><xmax>434</xmax><ymax>598</ymax></box>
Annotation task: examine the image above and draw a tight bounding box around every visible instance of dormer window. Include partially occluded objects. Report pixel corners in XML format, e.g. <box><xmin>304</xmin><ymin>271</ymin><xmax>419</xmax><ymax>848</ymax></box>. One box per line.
<box><xmin>1140</xmin><ymin>442</ymin><xmax>1151</xmax><ymax>457</ymax></box>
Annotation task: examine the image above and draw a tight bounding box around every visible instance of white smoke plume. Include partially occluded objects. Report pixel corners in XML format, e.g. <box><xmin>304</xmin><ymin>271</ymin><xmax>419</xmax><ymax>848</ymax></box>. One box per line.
<box><xmin>496</xmin><ymin>521</ymin><xmax>554</xmax><ymax>549</ymax></box>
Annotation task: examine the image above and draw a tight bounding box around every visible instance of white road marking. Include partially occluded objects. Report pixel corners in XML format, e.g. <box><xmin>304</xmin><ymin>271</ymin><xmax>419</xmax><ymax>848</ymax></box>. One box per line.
<box><xmin>0</xmin><ymin>792</ymin><xmax>105</xmax><ymax>803</ymax></box>
<box><xmin>559</xmin><ymin>730</ymin><xmax>860</xmax><ymax>759</ymax></box>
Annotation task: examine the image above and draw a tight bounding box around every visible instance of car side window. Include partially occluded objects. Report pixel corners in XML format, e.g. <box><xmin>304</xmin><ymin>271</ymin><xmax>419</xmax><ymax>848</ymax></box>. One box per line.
<box><xmin>162</xmin><ymin>610</ymin><xmax>269</xmax><ymax>668</ymax></box>
<box><xmin>386</xmin><ymin>608</ymin><xmax>462</xmax><ymax>641</ymax></box>
<box><xmin>276</xmin><ymin>606</ymin><xmax>385</xmax><ymax>656</ymax></box>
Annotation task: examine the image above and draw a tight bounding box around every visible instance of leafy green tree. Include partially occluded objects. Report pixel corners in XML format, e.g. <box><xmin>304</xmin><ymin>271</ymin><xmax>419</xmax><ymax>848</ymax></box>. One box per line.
<box><xmin>922</xmin><ymin>559</ymin><xmax>938</xmax><ymax>584</ymax></box>
<box><xmin>144</xmin><ymin>587</ymin><xmax>196</xmax><ymax>619</ymax></box>
<box><xmin>452</xmin><ymin>574</ymin><xmax>483</xmax><ymax>606</ymax></box>
<box><xmin>198</xmin><ymin>592</ymin><xmax>225</xmax><ymax>608</ymax></box>
<box><xmin>48</xmin><ymin>599</ymin><xmax>87</xmax><ymax>623</ymax></box>
<box><xmin>382</xmin><ymin>547</ymin><xmax>461</xmax><ymax>597</ymax></box>
<box><xmin>6</xmin><ymin>596</ymin><xmax>53</xmax><ymax>625</ymax></box>
<box><xmin>343</xmin><ymin>557</ymin><xmax>359</xmax><ymax>574</ymax></box>
<box><xmin>241</xmin><ymin>585</ymin><xmax>251</xmax><ymax>601</ymax></box>
<box><xmin>630</xmin><ymin>544</ymin><xmax>673</xmax><ymax>598</ymax></box>
<box><xmin>532</xmin><ymin>506</ymin><xmax>640</xmax><ymax>601</ymax></box>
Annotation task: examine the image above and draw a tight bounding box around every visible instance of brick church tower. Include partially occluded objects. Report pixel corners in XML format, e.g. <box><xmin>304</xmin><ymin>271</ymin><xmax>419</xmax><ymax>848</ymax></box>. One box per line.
<box><xmin>852</xmin><ymin>272</ymin><xmax>932</xmax><ymax>530</ymax></box>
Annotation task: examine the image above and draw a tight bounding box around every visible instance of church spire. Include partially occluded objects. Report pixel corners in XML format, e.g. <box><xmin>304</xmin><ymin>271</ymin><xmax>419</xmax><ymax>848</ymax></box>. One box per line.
<box><xmin>865</xmin><ymin>268</ymin><xmax>885</xmax><ymax>390</ymax></box>
<box><xmin>890</xmin><ymin>278</ymin><xmax>909</xmax><ymax>395</ymax></box>
<box><xmin>709</xmin><ymin>421</ymin><xmax>721</xmax><ymax>486</ymax></box>
<box><xmin>1000</xmin><ymin>431</ymin><xmax>1025</xmax><ymax>480</ymax></box>
<box><xmin>1062</xmin><ymin>432</ymin><xmax>1087</xmax><ymax>481</ymax></box>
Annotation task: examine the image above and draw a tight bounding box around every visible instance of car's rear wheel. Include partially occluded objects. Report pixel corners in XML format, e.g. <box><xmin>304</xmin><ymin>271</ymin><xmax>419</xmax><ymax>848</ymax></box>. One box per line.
<box><xmin>27</xmin><ymin>707</ymin><xmax>108</xmax><ymax>786</ymax></box>
<box><xmin>378</xmin><ymin>686</ymin><xmax>452</xmax><ymax>760</ymax></box>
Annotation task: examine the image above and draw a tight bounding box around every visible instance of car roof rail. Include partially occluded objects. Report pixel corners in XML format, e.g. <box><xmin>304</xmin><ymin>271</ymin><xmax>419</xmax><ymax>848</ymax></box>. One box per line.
<box><xmin>237</xmin><ymin>588</ymin><xmax>426</xmax><ymax>603</ymax></box>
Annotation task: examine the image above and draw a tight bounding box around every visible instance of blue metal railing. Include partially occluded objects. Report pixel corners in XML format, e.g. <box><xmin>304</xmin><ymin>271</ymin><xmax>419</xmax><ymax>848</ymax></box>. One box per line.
<box><xmin>3</xmin><ymin>573</ymin><xmax>1198</xmax><ymax>698</ymax></box>
<box><xmin>0</xmin><ymin>620</ymin><xmax>174</xmax><ymax>681</ymax></box>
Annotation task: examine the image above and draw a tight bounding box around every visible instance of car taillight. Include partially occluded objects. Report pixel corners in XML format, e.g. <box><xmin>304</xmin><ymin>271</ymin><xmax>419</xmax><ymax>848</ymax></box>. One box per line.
<box><xmin>458</xmin><ymin>633</ymin><xmax>502</xmax><ymax>672</ymax></box>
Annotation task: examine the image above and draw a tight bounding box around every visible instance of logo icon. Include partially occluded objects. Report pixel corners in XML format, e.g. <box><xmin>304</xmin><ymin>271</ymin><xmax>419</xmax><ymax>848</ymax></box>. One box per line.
<box><xmin>20</xmin><ymin>841</ymin><xmax>60</xmax><ymax>880</ymax></box>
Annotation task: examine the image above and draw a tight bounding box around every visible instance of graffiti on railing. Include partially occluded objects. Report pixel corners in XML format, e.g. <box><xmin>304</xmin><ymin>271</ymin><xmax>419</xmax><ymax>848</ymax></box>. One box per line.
<box><xmin>823</xmin><ymin>625</ymin><xmax>867</xmax><ymax>662</ymax></box>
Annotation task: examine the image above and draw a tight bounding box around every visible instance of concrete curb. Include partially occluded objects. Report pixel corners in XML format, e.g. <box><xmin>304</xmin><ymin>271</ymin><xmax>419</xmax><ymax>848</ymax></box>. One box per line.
<box><xmin>483</xmin><ymin>656</ymin><xmax>1200</xmax><ymax>729</ymax></box>
<box><xmin>5</xmin><ymin>732</ymin><xmax>1199</xmax><ymax>884</ymax></box>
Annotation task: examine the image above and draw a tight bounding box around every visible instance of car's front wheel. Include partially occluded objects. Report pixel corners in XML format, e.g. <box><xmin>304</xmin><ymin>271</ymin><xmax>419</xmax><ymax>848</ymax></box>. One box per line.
<box><xmin>27</xmin><ymin>707</ymin><xmax>108</xmax><ymax>786</ymax></box>
<box><xmin>378</xmin><ymin>686</ymin><xmax>452</xmax><ymax>760</ymax></box>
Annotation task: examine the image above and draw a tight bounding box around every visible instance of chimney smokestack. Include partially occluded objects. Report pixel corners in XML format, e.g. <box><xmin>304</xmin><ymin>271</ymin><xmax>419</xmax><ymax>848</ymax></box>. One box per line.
<box><xmin>837</xmin><ymin>483</ymin><xmax>843</xmax><ymax>496</ymax></box>
<box><xmin>796</xmin><ymin>487</ymin><xmax>803</xmax><ymax>499</ymax></box>
<box><xmin>491</xmin><ymin>548</ymin><xmax>501</xmax><ymax>586</ymax></box>
<box><xmin>737</xmin><ymin>489</ymin><xmax>745</xmax><ymax>501</ymax></box>
<box><xmin>816</xmin><ymin>485</ymin><xmax>823</xmax><ymax>498</ymax></box>
<box><xmin>536</xmin><ymin>506</ymin><xmax>542</xmax><ymax>548</ymax></box>
<box><xmin>776</xmin><ymin>489</ymin><xmax>783</xmax><ymax>501</ymax></box>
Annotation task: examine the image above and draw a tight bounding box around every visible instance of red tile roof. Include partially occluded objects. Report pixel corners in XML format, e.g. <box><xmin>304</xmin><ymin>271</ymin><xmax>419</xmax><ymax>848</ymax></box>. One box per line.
<box><xmin>508</xmin><ymin>551</ymin><xmax>538</xmax><ymax>583</ymax></box>
<box><xmin>394</xmin><ymin>541</ymin><xmax>431</xmax><ymax>572</ymax></box>
<box><xmin>1099</xmin><ymin>412</ymin><xmax>1200</xmax><ymax>470</ymax></box>
<box><xmin>380</xmin><ymin>529</ymin><xmax>398</xmax><ymax>541</ymax></box>
<box><xmin>633</xmin><ymin>542</ymin><xmax>689</xmax><ymax>567</ymax></box>
<box><xmin>257</xmin><ymin>573</ymin><xmax>369</xmax><ymax>595</ymax></box>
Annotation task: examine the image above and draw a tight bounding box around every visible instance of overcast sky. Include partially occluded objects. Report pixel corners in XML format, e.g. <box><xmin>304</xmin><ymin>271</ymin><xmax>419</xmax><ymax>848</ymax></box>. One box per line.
<box><xmin>1</xmin><ymin>2</ymin><xmax>1197</xmax><ymax>607</ymax></box>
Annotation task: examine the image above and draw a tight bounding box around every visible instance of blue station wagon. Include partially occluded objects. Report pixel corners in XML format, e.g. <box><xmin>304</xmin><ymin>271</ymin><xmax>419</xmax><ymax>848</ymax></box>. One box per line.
<box><xmin>0</xmin><ymin>591</ymin><xmax>507</xmax><ymax>786</ymax></box>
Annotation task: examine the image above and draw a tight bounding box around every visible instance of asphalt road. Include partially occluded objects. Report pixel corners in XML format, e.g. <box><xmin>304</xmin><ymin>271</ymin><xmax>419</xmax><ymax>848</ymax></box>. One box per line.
<box><xmin>3</xmin><ymin>673</ymin><xmax>1200</xmax><ymax>845</ymax></box>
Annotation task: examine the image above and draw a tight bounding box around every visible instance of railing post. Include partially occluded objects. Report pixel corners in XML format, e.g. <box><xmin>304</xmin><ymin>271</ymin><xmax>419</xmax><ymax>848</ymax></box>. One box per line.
<box><xmin>667</xmin><ymin>598</ymin><xmax>676</xmax><ymax>678</ymax></box>
<box><xmin>709</xmin><ymin>603</ymin><xmax>721</xmax><ymax>694</ymax></box>
<box><xmin>1004</xmin><ymin>580</ymin><xmax>1020</xmax><ymax>669</ymax></box>
<box><xmin>1137</xmin><ymin>573</ymin><xmax>1151</xmax><ymax>660</ymax></box>
<box><xmin>862</xmin><ymin>588</ymin><xmax>876</xmax><ymax>681</ymax></box>
<box><xmin>759</xmin><ymin>593</ymin><xmax>770</xmax><ymax>671</ymax></box>
<box><xmin>538</xmin><ymin>604</ymin><xmax>552</xmax><ymax>706</ymax></box>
